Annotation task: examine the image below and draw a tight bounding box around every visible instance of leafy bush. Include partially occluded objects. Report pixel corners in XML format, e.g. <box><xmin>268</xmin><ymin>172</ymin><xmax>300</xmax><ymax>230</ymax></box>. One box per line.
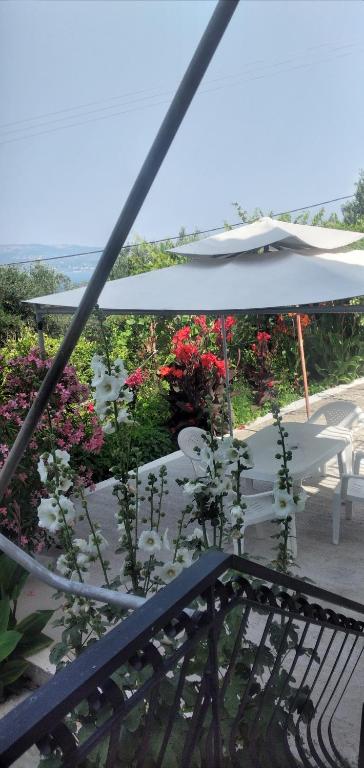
<box><xmin>0</xmin><ymin>554</ymin><xmax>52</xmax><ymax>700</ymax></box>
<box><xmin>305</xmin><ymin>323</ymin><xmax>364</xmax><ymax>384</ymax></box>
<box><xmin>0</xmin><ymin>349</ymin><xmax>103</xmax><ymax>549</ymax></box>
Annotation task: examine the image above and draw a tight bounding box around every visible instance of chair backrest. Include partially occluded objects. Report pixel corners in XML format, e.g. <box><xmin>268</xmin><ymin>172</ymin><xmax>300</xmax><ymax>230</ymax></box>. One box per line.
<box><xmin>308</xmin><ymin>399</ymin><xmax>363</xmax><ymax>429</ymax></box>
<box><xmin>177</xmin><ymin>427</ymin><xmax>207</xmax><ymax>462</ymax></box>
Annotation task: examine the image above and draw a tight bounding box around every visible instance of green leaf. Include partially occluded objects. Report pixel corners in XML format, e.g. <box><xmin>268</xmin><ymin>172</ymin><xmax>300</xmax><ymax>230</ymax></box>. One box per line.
<box><xmin>49</xmin><ymin>642</ymin><xmax>69</xmax><ymax>666</ymax></box>
<box><xmin>0</xmin><ymin>555</ymin><xmax>28</xmax><ymax>601</ymax></box>
<box><xmin>38</xmin><ymin>756</ymin><xmax>62</xmax><ymax>768</ymax></box>
<box><xmin>0</xmin><ymin>600</ymin><xmax>10</xmax><ymax>633</ymax></box>
<box><xmin>15</xmin><ymin>609</ymin><xmax>53</xmax><ymax>636</ymax></box>
<box><xmin>0</xmin><ymin>631</ymin><xmax>22</xmax><ymax>663</ymax></box>
<box><xmin>17</xmin><ymin>632</ymin><xmax>52</xmax><ymax>657</ymax></box>
<box><xmin>124</xmin><ymin>702</ymin><xmax>144</xmax><ymax>733</ymax></box>
<box><xmin>0</xmin><ymin>658</ymin><xmax>29</xmax><ymax>686</ymax></box>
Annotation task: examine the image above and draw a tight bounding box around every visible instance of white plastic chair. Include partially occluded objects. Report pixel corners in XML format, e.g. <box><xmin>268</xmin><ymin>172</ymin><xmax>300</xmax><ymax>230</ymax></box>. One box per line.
<box><xmin>308</xmin><ymin>400</ymin><xmax>364</xmax><ymax>430</ymax></box>
<box><xmin>237</xmin><ymin>490</ymin><xmax>297</xmax><ymax>557</ymax></box>
<box><xmin>307</xmin><ymin>400</ymin><xmax>361</xmax><ymax>476</ymax></box>
<box><xmin>177</xmin><ymin>427</ymin><xmax>208</xmax><ymax>475</ymax></box>
<box><xmin>332</xmin><ymin>449</ymin><xmax>364</xmax><ymax>544</ymax></box>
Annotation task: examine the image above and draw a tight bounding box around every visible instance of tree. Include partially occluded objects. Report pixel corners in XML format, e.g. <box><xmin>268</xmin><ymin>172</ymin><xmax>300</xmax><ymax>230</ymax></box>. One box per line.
<box><xmin>0</xmin><ymin>263</ymin><xmax>71</xmax><ymax>343</ymax></box>
<box><xmin>342</xmin><ymin>170</ymin><xmax>364</xmax><ymax>227</ymax></box>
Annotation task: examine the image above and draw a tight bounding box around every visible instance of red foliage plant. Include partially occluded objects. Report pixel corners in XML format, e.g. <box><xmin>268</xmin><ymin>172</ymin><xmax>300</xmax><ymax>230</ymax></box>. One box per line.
<box><xmin>158</xmin><ymin>315</ymin><xmax>235</xmax><ymax>433</ymax></box>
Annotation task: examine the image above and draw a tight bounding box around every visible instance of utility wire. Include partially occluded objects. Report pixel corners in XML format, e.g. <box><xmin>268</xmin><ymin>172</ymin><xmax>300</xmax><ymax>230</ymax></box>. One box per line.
<box><xmin>0</xmin><ymin>193</ymin><xmax>354</xmax><ymax>268</ymax></box>
<box><xmin>1</xmin><ymin>40</ymin><xmax>357</xmax><ymax>133</ymax></box>
<box><xmin>1</xmin><ymin>44</ymin><xmax>362</xmax><ymax>146</ymax></box>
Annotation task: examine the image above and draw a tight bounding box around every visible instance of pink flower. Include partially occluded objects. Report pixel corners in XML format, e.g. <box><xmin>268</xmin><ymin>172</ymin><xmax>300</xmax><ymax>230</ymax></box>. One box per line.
<box><xmin>125</xmin><ymin>368</ymin><xmax>146</xmax><ymax>389</ymax></box>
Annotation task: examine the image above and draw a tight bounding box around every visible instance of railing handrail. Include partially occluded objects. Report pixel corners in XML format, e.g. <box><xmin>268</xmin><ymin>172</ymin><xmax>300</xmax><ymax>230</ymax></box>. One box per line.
<box><xmin>1</xmin><ymin>550</ymin><xmax>364</xmax><ymax>766</ymax></box>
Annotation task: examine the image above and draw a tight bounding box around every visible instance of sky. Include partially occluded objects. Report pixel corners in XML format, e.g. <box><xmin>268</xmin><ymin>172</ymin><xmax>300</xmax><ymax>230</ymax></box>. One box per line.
<box><xmin>0</xmin><ymin>0</ymin><xmax>363</xmax><ymax>248</ymax></box>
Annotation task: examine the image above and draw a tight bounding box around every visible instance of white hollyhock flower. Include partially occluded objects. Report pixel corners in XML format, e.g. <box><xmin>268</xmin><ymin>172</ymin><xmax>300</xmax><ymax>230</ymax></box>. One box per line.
<box><xmin>188</xmin><ymin>527</ymin><xmax>204</xmax><ymax>542</ymax></box>
<box><xmin>183</xmin><ymin>480</ymin><xmax>204</xmax><ymax>495</ymax></box>
<box><xmin>210</xmin><ymin>477</ymin><xmax>231</xmax><ymax>497</ymax></box>
<box><xmin>68</xmin><ymin>598</ymin><xmax>89</xmax><ymax>616</ymax></box>
<box><xmin>230</xmin><ymin>505</ymin><xmax>245</xmax><ymax>524</ymax></box>
<box><xmin>120</xmin><ymin>387</ymin><xmax>134</xmax><ymax>404</ymax></box>
<box><xmin>57</xmin><ymin>474</ymin><xmax>73</xmax><ymax>494</ymax></box>
<box><xmin>91</xmin><ymin>355</ymin><xmax>107</xmax><ymax>385</ymax></box>
<box><xmin>95</xmin><ymin>373</ymin><xmax>121</xmax><ymax>404</ymax></box>
<box><xmin>138</xmin><ymin>529</ymin><xmax>162</xmax><ymax>554</ymax></box>
<box><xmin>159</xmin><ymin>561</ymin><xmax>183</xmax><ymax>584</ymax></box>
<box><xmin>117</xmin><ymin>522</ymin><xmax>126</xmax><ymax>536</ymax></box>
<box><xmin>113</xmin><ymin>358</ymin><xmax>128</xmax><ymax>380</ymax></box>
<box><xmin>37</xmin><ymin>498</ymin><xmax>61</xmax><ymax>533</ymax></box>
<box><xmin>94</xmin><ymin>400</ymin><xmax>109</xmax><ymax>417</ymax></box>
<box><xmin>57</xmin><ymin>496</ymin><xmax>76</xmax><ymax>526</ymax></box>
<box><xmin>117</xmin><ymin>408</ymin><xmax>131</xmax><ymax>424</ymax></box>
<box><xmin>273</xmin><ymin>489</ymin><xmax>296</xmax><ymax>519</ymax></box>
<box><xmin>87</xmin><ymin>532</ymin><xmax>108</xmax><ymax>554</ymax></box>
<box><xmin>162</xmin><ymin>528</ymin><xmax>171</xmax><ymax>551</ymax></box>
<box><xmin>176</xmin><ymin>548</ymin><xmax>193</xmax><ymax>568</ymax></box>
<box><xmin>37</xmin><ymin>456</ymin><xmax>48</xmax><ymax>483</ymax></box>
<box><xmin>73</xmin><ymin>538</ymin><xmax>89</xmax><ymax>553</ymax></box>
<box><xmin>48</xmin><ymin>450</ymin><xmax>71</xmax><ymax>467</ymax></box>
<box><xmin>76</xmin><ymin>552</ymin><xmax>90</xmax><ymax>567</ymax></box>
<box><xmin>91</xmin><ymin>353</ymin><xmax>105</xmax><ymax>372</ymax></box>
<box><xmin>239</xmin><ymin>445</ymin><xmax>254</xmax><ymax>467</ymax></box>
<box><xmin>199</xmin><ymin>447</ymin><xmax>213</xmax><ymax>472</ymax></box>
<box><xmin>68</xmin><ymin>570</ymin><xmax>89</xmax><ymax>583</ymax></box>
<box><xmin>56</xmin><ymin>554</ymin><xmax>70</xmax><ymax>575</ymax></box>
<box><xmin>102</xmin><ymin>421</ymin><xmax>116</xmax><ymax>435</ymax></box>
<box><xmin>294</xmin><ymin>489</ymin><xmax>308</xmax><ymax>513</ymax></box>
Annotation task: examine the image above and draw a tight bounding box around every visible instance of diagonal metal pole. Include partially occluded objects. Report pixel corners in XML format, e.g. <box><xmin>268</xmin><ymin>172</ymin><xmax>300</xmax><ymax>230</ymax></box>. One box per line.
<box><xmin>221</xmin><ymin>315</ymin><xmax>234</xmax><ymax>436</ymax></box>
<box><xmin>0</xmin><ymin>0</ymin><xmax>239</xmax><ymax>502</ymax></box>
<box><xmin>296</xmin><ymin>313</ymin><xmax>311</xmax><ymax>419</ymax></box>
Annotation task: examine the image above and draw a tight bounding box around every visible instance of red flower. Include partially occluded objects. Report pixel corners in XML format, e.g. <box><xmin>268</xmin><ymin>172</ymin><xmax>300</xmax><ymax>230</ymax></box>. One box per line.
<box><xmin>201</xmin><ymin>352</ymin><xmax>218</xmax><ymax>369</ymax></box>
<box><xmin>300</xmin><ymin>314</ymin><xmax>311</xmax><ymax>329</ymax></box>
<box><xmin>169</xmin><ymin>367</ymin><xmax>184</xmax><ymax>379</ymax></box>
<box><xmin>172</xmin><ymin>326</ymin><xmax>191</xmax><ymax>345</ymax></box>
<box><xmin>193</xmin><ymin>315</ymin><xmax>208</xmax><ymax>333</ymax></box>
<box><xmin>87</xmin><ymin>402</ymin><xmax>95</xmax><ymax>412</ymax></box>
<box><xmin>212</xmin><ymin>316</ymin><xmax>235</xmax><ymax>336</ymax></box>
<box><xmin>159</xmin><ymin>365</ymin><xmax>173</xmax><ymax>377</ymax></box>
<box><xmin>214</xmin><ymin>360</ymin><xmax>226</xmax><ymax>377</ymax></box>
<box><xmin>257</xmin><ymin>331</ymin><xmax>271</xmax><ymax>343</ymax></box>
<box><xmin>174</xmin><ymin>343</ymin><xmax>199</xmax><ymax>364</ymax></box>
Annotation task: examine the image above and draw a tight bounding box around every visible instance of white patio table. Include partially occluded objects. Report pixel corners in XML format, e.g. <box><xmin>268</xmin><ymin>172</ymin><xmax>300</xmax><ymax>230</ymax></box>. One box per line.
<box><xmin>239</xmin><ymin>422</ymin><xmax>352</xmax><ymax>556</ymax></box>
<box><xmin>242</xmin><ymin>421</ymin><xmax>352</xmax><ymax>485</ymax></box>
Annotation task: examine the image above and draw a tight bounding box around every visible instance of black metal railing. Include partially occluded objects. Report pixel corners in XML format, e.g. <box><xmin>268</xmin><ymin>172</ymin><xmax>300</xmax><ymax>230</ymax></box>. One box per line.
<box><xmin>1</xmin><ymin>550</ymin><xmax>364</xmax><ymax>768</ymax></box>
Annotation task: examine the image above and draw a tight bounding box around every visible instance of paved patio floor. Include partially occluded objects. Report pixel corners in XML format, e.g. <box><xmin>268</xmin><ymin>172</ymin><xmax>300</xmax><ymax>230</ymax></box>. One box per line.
<box><xmin>11</xmin><ymin>377</ymin><xmax>364</xmax><ymax>767</ymax></box>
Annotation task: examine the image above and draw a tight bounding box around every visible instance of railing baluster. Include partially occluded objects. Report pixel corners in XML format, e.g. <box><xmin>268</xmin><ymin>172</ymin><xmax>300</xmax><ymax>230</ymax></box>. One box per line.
<box><xmin>0</xmin><ymin>551</ymin><xmax>363</xmax><ymax>768</ymax></box>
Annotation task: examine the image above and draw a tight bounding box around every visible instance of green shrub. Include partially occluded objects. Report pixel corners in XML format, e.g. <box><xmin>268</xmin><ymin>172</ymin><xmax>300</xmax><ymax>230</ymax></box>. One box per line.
<box><xmin>0</xmin><ymin>554</ymin><xmax>53</xmax><ymax>700</ymax></box>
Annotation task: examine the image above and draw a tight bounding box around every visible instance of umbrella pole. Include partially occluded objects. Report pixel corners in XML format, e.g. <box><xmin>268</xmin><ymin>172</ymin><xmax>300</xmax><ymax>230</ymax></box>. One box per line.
<box><xmin>221</xmin><ymin>316</ymin><xmax>233</xmax><ymax>436</ymax></box>
<box><xmin>296</xmin><ymin>314</ymin><xmax>311</xmax><ymax>419</ymax></box>
<box><xmin>35</xmin><ymin>306</ymin><xmax>46</xmax><ymax>359</ymax></box>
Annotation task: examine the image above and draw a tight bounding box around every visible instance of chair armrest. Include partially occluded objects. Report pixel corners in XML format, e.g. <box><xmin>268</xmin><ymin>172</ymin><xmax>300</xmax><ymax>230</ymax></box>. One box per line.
<box><xmin>353</xmin><ymin>450</ymin><xmax>364</xmax><ymax>474</ymax></box>
<box><xmin>240</xmin><ymin>491</ymin><xmax>274</xmax><ymax>502</ymax></box>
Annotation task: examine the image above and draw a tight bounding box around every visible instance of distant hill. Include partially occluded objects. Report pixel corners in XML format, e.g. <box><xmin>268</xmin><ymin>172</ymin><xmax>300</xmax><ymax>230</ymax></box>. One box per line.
<box><xmin>0</xmin><ymin>244</ymin><xmax>102</xmax><ymax>284</ymax></box>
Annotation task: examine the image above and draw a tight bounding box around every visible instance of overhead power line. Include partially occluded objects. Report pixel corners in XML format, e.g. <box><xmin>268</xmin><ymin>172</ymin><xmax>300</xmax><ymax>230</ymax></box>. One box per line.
<box><xmin>2</xmin><ymin>40</ymin><xmax>353</xmax><ymax>132</ymax></box>
<box><xmin>0</xmin><ymin>193</ymin><xmax>354</xmax><ymax>269</ymax></box>
<box><xmin>0</xmin><ymin>42</ymin><xmax>362</xmax><ymax>146</ymax></box>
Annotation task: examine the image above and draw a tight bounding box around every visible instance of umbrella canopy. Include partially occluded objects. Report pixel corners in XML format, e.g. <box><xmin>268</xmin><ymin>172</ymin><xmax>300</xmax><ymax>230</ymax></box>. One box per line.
<box><xmin>26</xmin><ymin>247</ymin><xmax>364</xmax><ymax>316</ymax></box>
<box><xmin>171</xmin><ymin>216</ymin><xmax>364</xmax><ymax>259</ymax></box>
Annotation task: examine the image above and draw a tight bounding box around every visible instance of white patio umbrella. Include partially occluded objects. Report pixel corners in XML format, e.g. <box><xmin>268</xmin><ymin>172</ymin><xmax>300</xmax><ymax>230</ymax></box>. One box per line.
<box><xmin>25</xmin><ymin>218</ymin><xmax>364</xmax><ymax>432</ymax></box>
